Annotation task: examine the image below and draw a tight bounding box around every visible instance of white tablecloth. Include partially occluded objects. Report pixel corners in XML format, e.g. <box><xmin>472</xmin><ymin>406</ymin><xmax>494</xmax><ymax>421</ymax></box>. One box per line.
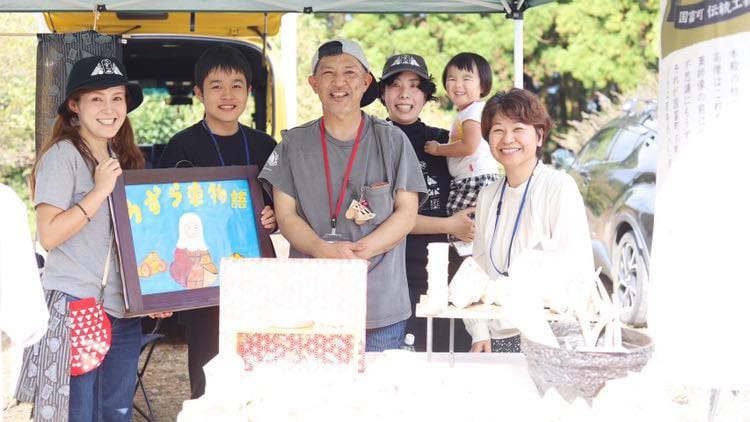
<box><xmin>177</xmin><ymin>351</ymin><xmax>720</xmax><ymax>421</ymax></box>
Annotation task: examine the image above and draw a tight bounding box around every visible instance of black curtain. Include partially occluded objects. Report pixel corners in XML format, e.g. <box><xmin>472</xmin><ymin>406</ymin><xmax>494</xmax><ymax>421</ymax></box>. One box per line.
<box><xmin>35</xmin><ymin>31</ymin><xmax>121</xmax><ymax>153</ymax></box>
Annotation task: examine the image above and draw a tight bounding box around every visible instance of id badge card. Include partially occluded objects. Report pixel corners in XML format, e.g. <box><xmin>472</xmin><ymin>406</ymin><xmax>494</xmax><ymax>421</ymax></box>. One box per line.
<box><xmin>322</xmin><ymin>231</ymin><xmax>348</xmax><ymax>243</ymax></box>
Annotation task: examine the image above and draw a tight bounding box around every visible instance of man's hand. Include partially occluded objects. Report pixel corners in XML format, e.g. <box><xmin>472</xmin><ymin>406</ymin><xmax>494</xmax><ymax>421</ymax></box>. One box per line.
<box><xmin>260</xmin><ymin>205</ymin><xmax>277</xmax><ymax>230</ymax></box>
<box><xmin>424</xmin><ymin>140</ymin><xmax>440</xmax><ymax>156</ymax></box>
<box><xmin>470</xmin><ymin>340</ymin><xmax>491</xmax><ymax>353</ymax></box>
<box><xmin>317</xmin><ymin>241</ymin><xmax>363</xmax><ymax>259</ymax></box>
<box><xmin>448</xmin><ymin>207</ymin><xmax>475</xmax><ymax>242</ymax></box>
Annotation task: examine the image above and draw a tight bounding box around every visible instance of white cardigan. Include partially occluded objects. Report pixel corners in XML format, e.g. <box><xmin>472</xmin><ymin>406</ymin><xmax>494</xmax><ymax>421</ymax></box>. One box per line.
<box><xmin>464</xmin><ymin>163</ymin><xmax>594</xmax><ymax>342</ymax></box>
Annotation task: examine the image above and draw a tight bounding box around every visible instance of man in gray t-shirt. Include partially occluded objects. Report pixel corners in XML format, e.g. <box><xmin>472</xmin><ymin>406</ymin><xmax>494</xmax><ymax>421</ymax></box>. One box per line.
<box><xmin>259</xmin><ymin>39</ymin><xmax>426</xmax><ymax>351</ymax></box>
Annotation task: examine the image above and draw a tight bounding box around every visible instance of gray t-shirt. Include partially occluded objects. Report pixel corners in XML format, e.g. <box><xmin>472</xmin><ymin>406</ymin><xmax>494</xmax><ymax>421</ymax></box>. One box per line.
<box><xmin>259</xmin><ymin>114</ymin><xmax>427</xmax><ymax>329</ymax></box>
<box><xmin>34</xmin><ymin>141</ymin><xmax>127</xmax><ymax>318</ymax></box>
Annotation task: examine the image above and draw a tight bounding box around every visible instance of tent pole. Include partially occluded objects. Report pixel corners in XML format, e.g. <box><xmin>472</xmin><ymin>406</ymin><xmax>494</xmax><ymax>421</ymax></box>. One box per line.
<box><xmin>262</xmin><ymin>12</ymin><xmax>268</xmax><ymax>66</ymax></box>
<box><xmin>281</xmin><ymin>13</ymin><xmax>298</xmax><ymax>128</ymax></box>
<box><xmin>513</xmin><ymin>13</ymin><xmax>523</xmax><ymax>89</ymax></box>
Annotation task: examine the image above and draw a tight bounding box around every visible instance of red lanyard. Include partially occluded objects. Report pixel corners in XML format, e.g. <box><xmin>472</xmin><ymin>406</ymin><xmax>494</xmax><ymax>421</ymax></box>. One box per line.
<box><xmin>319</xmin><ymin>116</ymin><xmax>365</xmax><ymax>233</ymax></box>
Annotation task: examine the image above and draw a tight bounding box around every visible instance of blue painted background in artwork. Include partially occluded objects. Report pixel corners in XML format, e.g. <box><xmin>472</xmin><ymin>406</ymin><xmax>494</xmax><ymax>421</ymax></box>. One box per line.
<box><xmin>126</xmin><ymin>179</ymin><xmax>259</xmax><ymax>296</ymax></box>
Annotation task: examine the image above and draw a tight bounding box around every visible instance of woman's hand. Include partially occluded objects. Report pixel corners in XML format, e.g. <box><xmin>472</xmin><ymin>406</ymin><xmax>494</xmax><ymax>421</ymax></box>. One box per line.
<box><xmin>470</xmin><ymin>340</ymin><xmax>491</xmax><ymax>353</ymax></box>
<box><xmin>424</xmin><ymin>141</ymin><xmax>440</xmax><ymax>156</ymax></box>
<box><xmin>148</xmin><ymin>311</ymin><xmax>173</xmax><ymax>319</ymax></box>
<box><xmin>93</xmin><ymin>157</ymin><xmax>122</xmax><ymax>197</ymax></box>
<box><xmin>448</xmin><ymin>207</ymin><xmax>475</xmax><ymax>242</ymax></box>
<box><xmin>260</xmin><ymin>205</ymin><xmax>277</xmax><ymax>230</ymax></box>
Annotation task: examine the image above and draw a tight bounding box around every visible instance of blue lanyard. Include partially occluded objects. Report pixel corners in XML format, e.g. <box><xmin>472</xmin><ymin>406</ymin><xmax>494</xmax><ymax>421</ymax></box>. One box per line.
<box><xmin>489</xmin><ymin>162</ymin><xmax>538</xmax><ymax>276</ymax></box>
<box><xmin>201</xmin><ymin>120</ymin><xmax>251</xmax><ymax>167</ymax></box>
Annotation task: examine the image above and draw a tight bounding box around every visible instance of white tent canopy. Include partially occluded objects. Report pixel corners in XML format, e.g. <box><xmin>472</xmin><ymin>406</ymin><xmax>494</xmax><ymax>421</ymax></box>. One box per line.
<box><xmin>0</xmin><ymin>0</ymin><xmax>553</xmax><ymax>14</ymax></box>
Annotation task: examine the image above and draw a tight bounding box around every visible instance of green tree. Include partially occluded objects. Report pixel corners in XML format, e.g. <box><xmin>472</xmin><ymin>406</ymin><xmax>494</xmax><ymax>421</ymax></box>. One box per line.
<box><xmin>295</xmin><ymin>14</ymin><xmax>336</xmax><ymax>125</ymax></box>
<box><xmin>128</xmin><ymin>91</ymin><xmax>206</xmax><ymax>144</ymax></box>
<box><xmin>0</xmin><ymin>13</ymin><xmax>38</xmax><ymax>212</ymax></box>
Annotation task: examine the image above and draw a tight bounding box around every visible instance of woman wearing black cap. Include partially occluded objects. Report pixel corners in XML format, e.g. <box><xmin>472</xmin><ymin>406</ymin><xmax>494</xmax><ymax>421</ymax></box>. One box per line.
<box><xmin>17</xmin><ymin>56</ymin><xmax>169</xmax><ymax>421</ymax></box>
<box><xmin>379</xmin><ymin>53</ymin><xmax>474</xmax><ymax>352</ymax></box>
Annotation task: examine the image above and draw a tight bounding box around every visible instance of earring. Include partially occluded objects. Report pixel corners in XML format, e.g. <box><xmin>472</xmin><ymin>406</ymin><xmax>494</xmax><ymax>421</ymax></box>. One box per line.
<box><xmin>71</xmin><ymin>116</ymin><xmax>80</xmax><ymax>126</ymax></box>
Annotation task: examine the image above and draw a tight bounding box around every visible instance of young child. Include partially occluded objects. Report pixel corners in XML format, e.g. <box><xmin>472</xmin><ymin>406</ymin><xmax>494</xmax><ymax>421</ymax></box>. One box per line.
<box><xmin>424</xmin><ymin>52</ymin><xmax>499</xmax><ymax>251</ymax></box>
<box><xmin>158</xmin><ymin>45</ymin><xmax>277</xmax><ymax>399</ymax></box>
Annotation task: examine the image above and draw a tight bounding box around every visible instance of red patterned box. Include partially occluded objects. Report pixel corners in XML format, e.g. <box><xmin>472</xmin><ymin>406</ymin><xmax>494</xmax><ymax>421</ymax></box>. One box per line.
<box><xmin>236</xmin><ymin>331</ymin><xmax>365</xmax><ymax>372</ymax></box>
<box><xmin>220</xmin><ymin>259</ymin><xmax>368</xmax><ymax>373</ymax></box>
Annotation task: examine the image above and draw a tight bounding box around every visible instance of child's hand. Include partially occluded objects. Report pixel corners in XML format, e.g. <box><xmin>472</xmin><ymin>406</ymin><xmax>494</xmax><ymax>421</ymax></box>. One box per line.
<box><xmin>470</xmin><ymin>340</ymin><xmax>491</xmax><ymax>353</ymax></box>
<box><xmin>424</xmin><ymin>141</ymin><xmax>440</xmax><ymax>156</ymax></box>
<box><xmin>449</xmin><ymin>207</ymin><xmax>475</xmax><ymax>242</ymax></box>
<box><xmin>260</xmin><ymin>205</ymin><xmax>277</xmax><ymax>230</ymax></box>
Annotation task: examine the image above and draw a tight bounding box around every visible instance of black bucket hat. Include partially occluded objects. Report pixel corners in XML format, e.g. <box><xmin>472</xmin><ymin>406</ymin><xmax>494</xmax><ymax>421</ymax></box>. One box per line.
<box><xmin>57</xmin><ymin>56</ymin><xmax>143</xmax><ymax>115</ymax></box>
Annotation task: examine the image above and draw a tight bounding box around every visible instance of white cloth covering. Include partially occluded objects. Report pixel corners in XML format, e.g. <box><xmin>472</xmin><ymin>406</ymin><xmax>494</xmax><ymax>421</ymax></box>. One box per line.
<box><xmin>0</xmin><ymin>183</ymin><xmax>49</xmax><ymax>407</ymax></box>
<box><xmin>465</xmin><ymin>163</ymin><xmax>594</xmax><ymax>342</ymax></box>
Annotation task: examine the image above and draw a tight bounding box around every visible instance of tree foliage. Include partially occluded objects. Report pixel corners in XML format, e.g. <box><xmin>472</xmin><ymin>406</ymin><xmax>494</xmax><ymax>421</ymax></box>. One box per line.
<box><xmin>128</xmin><ymin>91</ymin><xmax>205</xmax><ymax>145</ymax></box>
<box><xmin>294</xmin><ymin>14</ymin><xmax>332</xmax><ymax>125</ymax></box>
<box><xmin>0</xmin><ymin>14</ymin><xmax>36</xmax><ymax>170</ymax></box>
<box><xmin>0</xmin><ymin>13</ymin><xmax>38</xmax><ymax>213</ymax></box>
<box><xmin>328</xmin><ymin>0</ymin><xmax>659</xmax><ymax>122</ymax></box>
<box><xmin>553</xmin><ymin>75</ymin><xmax>657</xmax><ymax>153</ymax></box>
<box><xmin>537</xmin><ymin>0</ymin><xmax>659</xmax><ymax>90</ymax></box>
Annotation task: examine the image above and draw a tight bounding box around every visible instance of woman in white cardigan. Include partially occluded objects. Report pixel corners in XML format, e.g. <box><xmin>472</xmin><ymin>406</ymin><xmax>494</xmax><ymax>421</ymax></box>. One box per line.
<box><xmin>465</xmin><ymin>89</ymin><xmax>594</xmax><ymax>353</ymax></box>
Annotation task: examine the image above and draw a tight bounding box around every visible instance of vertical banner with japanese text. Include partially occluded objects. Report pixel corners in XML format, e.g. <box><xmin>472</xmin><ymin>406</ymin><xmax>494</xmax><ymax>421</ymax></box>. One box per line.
<box><xmin>652</xmin><ymin>0</ymin><xmax>750</xmax><ymax>387</ymax></box>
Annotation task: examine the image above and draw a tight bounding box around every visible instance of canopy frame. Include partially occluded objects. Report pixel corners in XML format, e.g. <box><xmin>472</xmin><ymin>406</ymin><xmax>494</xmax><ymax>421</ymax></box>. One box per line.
<box><xmin>0</xmin><ymin>0</ymin><xmax>554</xmax><ymax>14</ymax></box>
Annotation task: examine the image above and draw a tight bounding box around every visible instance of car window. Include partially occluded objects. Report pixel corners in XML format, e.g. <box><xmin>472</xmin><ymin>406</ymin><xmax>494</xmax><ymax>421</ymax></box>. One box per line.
<box><xmin>608</xmin><ymin>129</ymin><xmax>643</xmax><ymax>162</ymax></box>
<box><xmin>577</xmin><ymin>127</ymin><xmax>618</xmax><ymax>166</ymax></box>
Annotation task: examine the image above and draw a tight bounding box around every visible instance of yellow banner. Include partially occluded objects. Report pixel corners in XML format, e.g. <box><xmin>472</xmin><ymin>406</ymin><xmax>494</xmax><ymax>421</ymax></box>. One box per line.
<box><xmin>661</xmin><ymin>0</ymin><xmax>750</xmax><ymax>57</ymax></box>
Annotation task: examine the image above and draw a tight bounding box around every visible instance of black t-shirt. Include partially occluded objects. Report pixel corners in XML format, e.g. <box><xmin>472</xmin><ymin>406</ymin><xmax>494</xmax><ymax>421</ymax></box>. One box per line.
<box><xmin>157</xmin><ymin>121</ymin><xmax>277</xmax><ymax>204</ymax></box>
<box><xmin>393</xmin><ymin>119</ymin><xmax>461</xmax><ymax>289</ymax></box>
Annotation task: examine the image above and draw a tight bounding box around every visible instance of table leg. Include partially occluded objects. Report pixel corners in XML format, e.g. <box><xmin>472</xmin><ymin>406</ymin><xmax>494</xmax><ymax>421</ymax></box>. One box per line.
<box><xmin>426</xmin><ymin>316</ymin><xmax>433</xmax><ymax>362</ymax></box>
<box><xmin>449</xmin><ymin>318</ymin><xmax>455</xmax><ymax>367</ymax></box>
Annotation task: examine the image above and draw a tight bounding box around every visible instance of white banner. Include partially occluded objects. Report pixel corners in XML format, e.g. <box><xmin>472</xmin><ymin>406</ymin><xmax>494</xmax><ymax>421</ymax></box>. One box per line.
<box><xmin>652</xmin><ymin>0</ymin><xmax>750</xmax><ymax>388</ymax></box>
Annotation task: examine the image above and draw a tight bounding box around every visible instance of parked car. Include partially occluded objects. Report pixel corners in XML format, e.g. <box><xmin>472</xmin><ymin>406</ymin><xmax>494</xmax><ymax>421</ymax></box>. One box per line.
<box><xmin>552</xmin><ymin>103</ymin><xmax>656</xmax><ymax>327</ymax></box>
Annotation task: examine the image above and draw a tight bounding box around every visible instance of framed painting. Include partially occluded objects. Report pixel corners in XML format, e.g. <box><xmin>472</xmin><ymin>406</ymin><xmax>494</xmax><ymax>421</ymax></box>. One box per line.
<box><xmin>110</xmin><ymin>165</ymin><xmax>274</xmax><ymax>316</ymax></box>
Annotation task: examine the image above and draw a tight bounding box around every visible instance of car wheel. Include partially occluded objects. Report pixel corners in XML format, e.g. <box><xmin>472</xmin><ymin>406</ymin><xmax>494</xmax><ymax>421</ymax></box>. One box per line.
<box><xmin>613</xmin><ymin>231</ymin><xmax>648</xmax><ymax>327</ymax></box>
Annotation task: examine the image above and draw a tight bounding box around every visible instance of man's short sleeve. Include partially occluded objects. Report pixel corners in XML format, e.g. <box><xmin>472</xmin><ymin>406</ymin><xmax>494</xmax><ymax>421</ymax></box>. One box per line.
<box><xmin>258</xmin><ymin>133</ymin><xmax>298</xmax><ymax>201</ymax></box>
<box><xmin>253</xmin><ymin>132</ymin><xmax>278</xmax><ymax>168</ymax></box>
<box><xmin>34</xmin><ymin>142</ymin><xmax>78</xmax><ymax>210</ymax></box>
<box><xmin>391</xmin><ymin>128</ymin><xmax>428</xmax><ymax>205</ymax></box>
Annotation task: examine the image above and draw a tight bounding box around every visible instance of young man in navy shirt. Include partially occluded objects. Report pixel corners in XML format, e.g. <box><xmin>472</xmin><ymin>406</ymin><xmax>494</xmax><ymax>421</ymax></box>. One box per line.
<box><xmin>158</xmin><ymin>45</ymin><xmax>276</xmax><ymax>399</ymax></box>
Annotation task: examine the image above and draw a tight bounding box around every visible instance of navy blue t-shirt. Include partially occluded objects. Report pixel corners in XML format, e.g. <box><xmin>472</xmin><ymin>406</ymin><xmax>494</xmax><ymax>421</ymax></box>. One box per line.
<box><xmin>157</xmin><ymin>121</ymin><xmax>276</xmax><ymax>204</ymax></box>
<box><xmin>393</xmin><ymin>119</ymin><xmax>461</xmax><ymax>289</ymax></box>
